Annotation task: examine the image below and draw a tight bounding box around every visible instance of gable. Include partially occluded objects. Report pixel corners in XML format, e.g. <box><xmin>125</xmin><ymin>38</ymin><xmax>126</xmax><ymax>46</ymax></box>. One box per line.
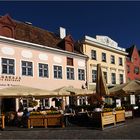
<box><xmin>0</xmin><ymin>14</ymin><xmax>16</xmax><ymax>27</ymax></box>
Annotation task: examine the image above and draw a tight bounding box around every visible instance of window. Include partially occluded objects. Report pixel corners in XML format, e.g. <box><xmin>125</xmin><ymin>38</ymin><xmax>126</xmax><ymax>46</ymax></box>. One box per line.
<box><xmin>91</xmin><ymin>50</ymin><xmax>96</xmax><ymax>60</ymax></box>
<box><xmin>67</xmin><ymin>67</ymin><xmax>74</xmax><ymax>80</ymax></box>
<box><xmin>54</xmin><ymin>65</ymin><xmax>62</xmax><ymax>79</ymax></box>
<box><xmin>78</xmin><ymin>69</ymin><xmax>85</xmax><ymax>80</ymax></box>
<box><xmin>103</xmin><ymin>72</ymin><xmax>107</xmax><ymax>83</ymax></box>
<box><xmin>2</xmin><ymin>58</ymin><xmax>15</xmax><ymax>75</ymax></box>
<box><xmin>111</xmin><ymin>55</ymin><xmax>115</xmax><ymax>64</ymax></box>
<box><xmin>22</xmin><ymin>99</ymin><xmax>28</xmax><ymax>108</ymax></box>
<box><xmin>22</xmin><ymin>61</ymin><xmax>33</xmax><ymax>76</ymax></box>
<box><xmin>127</xmin><ymin>65</ymin><xmax>130</xmax><ymax>73</ymax></box>
<box><xmin>134</xmin><ymin>67</ymin><xmax>139</xmax><ymax>74</ymax></box>
<box><xmin>119</xmin><ymin>74</ymin><xmax>124</xmax><ymax>84</ymax></box>
<box><xmin>92</xmin><ymin>70</ymin><xmax>97</xmax><ymax>82</ymax></box>
<box><xmin>111</xmin><ymin>73</ymin><xmax>116</xmax><ymax>84</ymax></box>
<box><xmin>39</xmin><ymin>63</ymin><xmax>49</xmax><ymax>78</ymax></box>
<box><xmin>119</xmin><ymin>57</ymin><xmax>123</xmax><ymax>66</ymax></box>
<box><xmin>67</xmin><ymin>57</ymin><xmax>73</xmax><ymax>66</ymax></box>
<box><xmin>79</xmin><ymin>97</ymin><xmax>86</xmax><ymax>105</ymax></box>
<box><xmin>102</xmin><ymin>52</ymin><xmax>106</xmax><ymax>62</ymax></box>
<box><xmin>40</xmin><ymin>98</ymin><xmax>49</xmax><ymax>107</ymax></box>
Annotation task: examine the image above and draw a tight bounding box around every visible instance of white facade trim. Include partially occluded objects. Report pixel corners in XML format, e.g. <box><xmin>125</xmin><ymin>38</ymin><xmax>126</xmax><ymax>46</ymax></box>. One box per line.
<box><xmin>84</xmin><ymin>35</ymin><xmax>128</xmax><ymax>55</ymax></box>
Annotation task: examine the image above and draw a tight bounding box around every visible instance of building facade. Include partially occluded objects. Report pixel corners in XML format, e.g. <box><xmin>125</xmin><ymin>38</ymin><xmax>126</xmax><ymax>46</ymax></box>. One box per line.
<box><xmin>0</xmin><ymin>15</ymin><xmax>88</xmax><ymax>112</ymax></box>
<box><xmin>126</xmin><ymin>45</ymin><xmax>140</xmax><ymax>81</ymax></box>
<box><xmin>77</xmin><ymin>35</ymin><xmax>128</xmax><ymax>90</ymax></box>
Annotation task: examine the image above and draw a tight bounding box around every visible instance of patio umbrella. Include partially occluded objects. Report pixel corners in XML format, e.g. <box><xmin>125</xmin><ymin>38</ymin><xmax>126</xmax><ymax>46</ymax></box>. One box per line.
<box><xmin>109</xmin><ymin>80</ymin><xmax>140</xmax><ymax>97</ymax></box>
<box><xmin>90</xmin><ymin>64</ymin><xmax>109</xmax><ymax>105</ymax></box>
<box><xmin>96</xmin><ymin>64</ymin><xmax>110</xmax><ymax>97</ymax></box>
<box><xmin>53</xmin><ymin>86</ymin><xmax>71</xmax><ymax>96</ymax></box>
<box><xmin>53</xmin><ymin>86</ymin><xmax>94</xmax><ymax>96</ymax></box>
<box><xmin>0</xmin><ymin>85</ymin><xmax>57</xmax><ymax>97</ymax></box>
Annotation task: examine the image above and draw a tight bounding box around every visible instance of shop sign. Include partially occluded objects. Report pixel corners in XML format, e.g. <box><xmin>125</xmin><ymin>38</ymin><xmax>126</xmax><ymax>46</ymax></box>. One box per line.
<box><xmin>0</xmin><ymin>75</ymin><xmax>21</xmax><ymax>82</ymax></box>
<box><xmin>0</xmin><ymin>84</ymin><xmax>18</xmax><ymax>87</ymax></box>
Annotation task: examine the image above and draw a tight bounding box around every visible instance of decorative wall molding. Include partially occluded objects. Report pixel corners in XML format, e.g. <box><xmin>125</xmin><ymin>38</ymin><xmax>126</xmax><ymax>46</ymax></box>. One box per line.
<box><xmin>21</xmin><ymin>50</ymin><xmax>32</xmax><ymax>59</ymax></box>
<box><xmin>1</xmin><ymin>47</ymin><xmax>15</xmax><ymax>55</ymax></box>
<box><xmin>39</xmin><ymin>53</ymin><xmax>48</xmax><ymax>61</ymax></box>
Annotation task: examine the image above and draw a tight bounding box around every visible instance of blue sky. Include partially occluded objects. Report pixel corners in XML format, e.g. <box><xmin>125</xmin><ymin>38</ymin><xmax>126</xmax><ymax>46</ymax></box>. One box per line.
<box><xmin>0</xmin><ymin>1</ymin><xmax>140</xmax><ymax>49</ymax></box>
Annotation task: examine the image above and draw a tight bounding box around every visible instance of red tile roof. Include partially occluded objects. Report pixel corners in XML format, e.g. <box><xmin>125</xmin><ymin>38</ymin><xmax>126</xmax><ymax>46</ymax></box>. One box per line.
<box><xmin>15</xmin><ymin>21</ymin><xmax>62</xmax><ymax>49</ymax></box>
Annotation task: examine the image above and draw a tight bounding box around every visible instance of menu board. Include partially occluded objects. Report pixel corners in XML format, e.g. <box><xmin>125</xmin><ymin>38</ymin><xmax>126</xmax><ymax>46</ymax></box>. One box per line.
<box><xmin>130</xmin><ymin>95</ymin><xmax>135</xmax><ymax>105</ymax></box>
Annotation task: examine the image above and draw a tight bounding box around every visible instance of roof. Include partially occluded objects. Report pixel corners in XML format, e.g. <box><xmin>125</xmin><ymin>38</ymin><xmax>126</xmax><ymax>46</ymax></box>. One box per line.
<box><xmin>0</xmin><ymin>14</ymin><xmax>83</xmax><ymax>55</ymax></box>
<box><xmin>15</xmin><ymin>21</ymin><xmax>62</xmax><ymax>49</ymax></box>
<box><xmin>126</xmin><ymin>45</ymin><xmax>136</xmax><ymax>58</ymax></box>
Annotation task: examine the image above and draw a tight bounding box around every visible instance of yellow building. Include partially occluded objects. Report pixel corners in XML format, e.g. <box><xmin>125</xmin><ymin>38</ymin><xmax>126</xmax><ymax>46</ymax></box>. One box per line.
<box><xmin>78</xmin><ymin>35</ymin><xmax>128</xmax><ymax>89</ymax></box>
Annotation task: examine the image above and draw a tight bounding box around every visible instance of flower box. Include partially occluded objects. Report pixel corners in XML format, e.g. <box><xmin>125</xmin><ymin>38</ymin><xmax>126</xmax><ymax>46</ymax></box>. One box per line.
<box><xmin>0</xmin><ymin>114</ymin><xmax>5</xmax><ymax>130</ymax></box>
<box><xmin>92</xmin><ymin>112</ymin><xmax>116</xmax><ymax>130</ymax></box>
<box><xmin>28</xmin><ymin>114</ymin><xmax>64</xmax><ymax>128</ymax></box>
<box><xmin>115</xmin><ymin>110</ymin><xmax>125</xmax><ymax>123</ymax></box>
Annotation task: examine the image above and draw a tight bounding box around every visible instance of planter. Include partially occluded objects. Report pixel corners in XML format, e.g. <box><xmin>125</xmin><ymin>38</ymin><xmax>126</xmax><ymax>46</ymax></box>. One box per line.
<box><xmin>102</xmin><ymin>112</ymin><xmax>113</xmax><ymax>116</ymax></box>
<box><xmin>115</xmin><ymin>110</ymin><xmax>125</xmax><ymax>123</ymax></box>
<box><xmin>0</xmin><ymin>114</ymin><xmax>5</xmax><ymax>130</ymax></box>
<box><xmin>28</xmin><ymin>115</ymin><xmax>47</xmax><ymax>128</ymax></box>
<box><xmin>46</xmin><ymin>114</ymin><xmax>64</xmax><ymax>126</ymax></box>
<box><xmin>28</xmin><ymin>114</ymin><xmax>64</xmax><ymax>128</ymax></box>
<box><xmin>92</xmin><ymin>112</ymin><xmax>116</xmax><ymax>129</ymax></box>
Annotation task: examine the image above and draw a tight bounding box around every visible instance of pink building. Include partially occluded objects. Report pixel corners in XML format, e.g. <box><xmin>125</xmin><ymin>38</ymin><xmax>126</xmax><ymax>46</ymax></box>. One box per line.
<box><xmin>0</xmin><ymin>15</ymin><xmax>88</xmax><ymax>112</ymax></box>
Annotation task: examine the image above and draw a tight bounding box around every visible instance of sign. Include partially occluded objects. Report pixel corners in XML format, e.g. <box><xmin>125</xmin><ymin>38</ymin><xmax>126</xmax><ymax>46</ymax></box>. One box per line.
<box><xmin>116</xmin><ymin>99</ymin><xmax>121</xmax><ymax>107</ymax></box>
<box><xmin>0</xmin><ymin>76</ymin><xmax>21</xmax><ymax>82</ymax></box>
<box><xmin>130</xmin><ymin>95</ymin><xmax>135</xmax><ymax>105</ymax></box>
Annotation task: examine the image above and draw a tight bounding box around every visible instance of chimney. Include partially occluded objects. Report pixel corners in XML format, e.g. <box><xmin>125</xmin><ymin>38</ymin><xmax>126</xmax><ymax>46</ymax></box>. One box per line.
<box><xmin>59</xmin><ymin>27</ymin><xmax>66</xmax><ymax>39</ymax></box>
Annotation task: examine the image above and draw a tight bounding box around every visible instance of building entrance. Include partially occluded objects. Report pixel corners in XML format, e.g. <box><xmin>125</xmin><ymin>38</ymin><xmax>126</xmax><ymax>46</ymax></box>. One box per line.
<box><xmin>2</xmin><ymin>98</ymin><xmax>16</xmax><ymax>113</ymax></box>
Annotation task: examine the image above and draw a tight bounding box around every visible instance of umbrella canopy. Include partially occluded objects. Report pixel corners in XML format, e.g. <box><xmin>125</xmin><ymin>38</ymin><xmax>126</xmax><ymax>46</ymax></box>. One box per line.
<box><xmin>53</xmin><ymin>86</ymin><xmax>94</xmax><ymax>96</ymax></box>
<box><xmin>96</xmin><ymin>64</ymin><xmax>110</xmax><ymax>97</ymax></box>
<box><xmin>0</xmin><ymin>85</ymin><xmax>57</xmax><ymax>98</ymax></box>
<box><xmin>53</xmin><ymin>86</ymin><xmax>71</xmax><ymax>96</ymax></box>
<box><xmin>109</xmin><ymin>80</ymin><xmax>140</xmax><ymax>97</ymax></box>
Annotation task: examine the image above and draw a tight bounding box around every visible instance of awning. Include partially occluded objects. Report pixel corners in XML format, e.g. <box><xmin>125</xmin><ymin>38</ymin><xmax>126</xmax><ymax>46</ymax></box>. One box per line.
<box><xmin>0</xmin><ymin>85</ymin><xmax>95</xmax><ymax>98</ymax></box>
<box><xmin>109</xmin><ymin>80</ymin><xmax>140</xmax><ymax>97</ymax></box>
<box><xmin>53</xmin><ymin>86</ymin><xmax>94</xmax><ymax>96</ymax></box>
<box><xmin>0</xmin><ymin>85</ymin><xmax>57</xmax><ymax>98</ymax></box>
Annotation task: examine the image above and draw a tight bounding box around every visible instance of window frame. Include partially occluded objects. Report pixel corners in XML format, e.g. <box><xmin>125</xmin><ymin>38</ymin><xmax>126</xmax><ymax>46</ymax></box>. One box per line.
<box><xmin>38</xmin><ymin>63</ymin><xmax>49</xmax><ymax>78</ymax></box>
<box><xmin>78</xmin><ymin>69</ymin><xmax>85</xmax><ymax>81</ymax></box>
<box><xmin>91</xmin><ymin>50</ymin><xmax>96</xmax><ymax>60</ymax></box>
<box><xmin>119</xmin><ymin>57</ymin><xmax>123</xmax><ymax>66</ymax></box>
<box><xmin>92</xmin><ymin>70</ymin><xmax>97</xmax><ymax>83</ymax></box>
<box><xmin>111</xmin><ymin>73</ymin><xmax>116</xmax><ymax>84</ymax></box>
<box><xmin>134</xmin><ymin>66</ymin><xmax>139</xmax><ymax>74</ymax></box>
<box><xmin>102</xmin><ymin>52</ymin><xmax>106</xmax><ymax>62</ymax></box>
<box><xmin>67</xmin><ymin>67</ymin><xmax>74</xmax><ymax>80</ymax></box>
<box><xmin>53</xmin><ymin>65</ymin><xmax>62</xmax><ymax>79</ymax></box>
<box><xmin>21</xmin><ymin>60</ymin><xmax>33</xmax><ymax>76</ymax></box>
<box><xmin>2</xmin><ymin>58</ymin><xmax>15</xmax><ymax>75</ymax></box>
<box><xmin>119</xmin><ymin>74</ymin><xmax>124</xmax><ymax>84</ymax></box>
<box><xmin>111</xmin><ymin>55</ymin><xmax>115</xmax><ymax>64</ymax></box>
